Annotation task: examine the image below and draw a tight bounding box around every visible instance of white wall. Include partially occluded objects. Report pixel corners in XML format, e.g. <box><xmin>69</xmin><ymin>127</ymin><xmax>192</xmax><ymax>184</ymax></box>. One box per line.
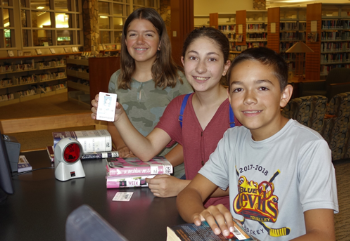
<box><xmin>194</xmin><ymin>0</ymin><xmax>254</xmax><ymax>15</ymax></box>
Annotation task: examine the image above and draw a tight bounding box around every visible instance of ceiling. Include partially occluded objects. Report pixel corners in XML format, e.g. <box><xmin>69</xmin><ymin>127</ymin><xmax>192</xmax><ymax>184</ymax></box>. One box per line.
<box><xmin>267</xmin><ymin>0</ymin><xmax>350</xmax><ymax>8</ymax></box>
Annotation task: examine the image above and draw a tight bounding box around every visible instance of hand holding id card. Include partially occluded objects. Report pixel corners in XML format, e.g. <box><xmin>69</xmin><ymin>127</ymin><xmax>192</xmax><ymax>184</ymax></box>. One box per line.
<box><xmin>96</xmin><ymin>92</ymin><xmax>117</xmax><ymax>122</ymax></box>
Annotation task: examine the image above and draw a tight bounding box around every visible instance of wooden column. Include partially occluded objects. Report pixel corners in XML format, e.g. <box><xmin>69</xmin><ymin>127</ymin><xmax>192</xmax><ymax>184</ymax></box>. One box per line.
<box><xmin>209</xmin><ymin>13</ymin><xmax>219</xmax><ymax>29</ymax></box>
<box><xmin>82</xmin><ymin>0</ymin><xmax>99</xmax><ymax>56</ymax></box>
<box><xmin>236</xmin><ymin>10</ymin><xmax>246</xmax><ymax>47</ymax></box>
<box><xmin>305</xmin><ymin>3</ymin><xmax>322</xmax><ymax>80</ymax></box>
<box><xmin>171</xmin><ymin>0</ymin><xmax>194</xmax><ymax>67</ymax></box>
<box><xmin>267</xmin><ymin>7</ymin><xmax>280</xmax><ymax>53</ymax></box>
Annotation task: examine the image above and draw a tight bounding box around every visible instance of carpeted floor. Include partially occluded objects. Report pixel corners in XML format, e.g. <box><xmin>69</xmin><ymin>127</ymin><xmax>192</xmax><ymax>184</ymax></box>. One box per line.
<box><xmin>0</xmin><ymin>93</ymin><xmax>349</xmax><ymax>240</ymax></box>
<box><xmin>0</xmin><ymin>93</ymin><xmax>92</xmax><ymax>151</ymax></box>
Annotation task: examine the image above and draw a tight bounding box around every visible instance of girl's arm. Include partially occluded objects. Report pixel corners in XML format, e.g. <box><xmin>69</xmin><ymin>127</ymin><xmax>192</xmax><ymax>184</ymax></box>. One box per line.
<box><xmin>92</xmin><ymin>95</ymin><xmax>171</xmax><ymax>161</ymax></box>
<box><xmin>164</xmin><ymin>144</ymin><xmax>184</xmax><ymax>167</ymax></box>
<box><xmin>107</xmin><ymin>122</ymin><xmax>134</xmax><ymax>157</ymax></box>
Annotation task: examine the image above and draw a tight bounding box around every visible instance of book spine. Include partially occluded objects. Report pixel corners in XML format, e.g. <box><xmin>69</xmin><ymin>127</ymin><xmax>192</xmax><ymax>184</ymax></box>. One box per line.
<box><xmin>77</xmin><ymin>135</ymin><xmax>112</xmax><ymax>153</ymax></box>
<box><xmin>107</xmin><ymin>165</ymin><xmax>172</xmax><ymax>177</ymax></box>
<box><xmin>106</xmin><ymin>175</ymin><xmax>155</xmax><ymax>188</ymax></box>
<box><xmin>81</xmin><ymin>151</ymin><xmax>119</xmax><ymax>160</ymax></box>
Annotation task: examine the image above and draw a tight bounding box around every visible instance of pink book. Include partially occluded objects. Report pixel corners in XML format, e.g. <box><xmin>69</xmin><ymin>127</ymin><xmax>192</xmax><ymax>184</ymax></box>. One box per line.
<box><xmin>106</xmin><ymin>157</ymin><xmax>173</xmax><ymax>177</ymax></box>
<box><xmin>106</xmin><ymin>175</ymin><xmax>155</xmax><ymax>188</ymax></box>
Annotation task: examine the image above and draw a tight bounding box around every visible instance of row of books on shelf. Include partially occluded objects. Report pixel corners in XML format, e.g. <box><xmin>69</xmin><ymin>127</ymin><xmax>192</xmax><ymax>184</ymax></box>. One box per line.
<box><xmin>69</xmin><ymin>79</ymin><xmax>89</xmax><ymax>86</ymax></box>
<box><xmin>0</xmin><ymin>93</ymin><xmax>15</xmax><ymax>102</ymax></box>
<box><xmin>218</xmin><ymin>25</ymin><xmax>235</xmax><ymax>31</ymax></box>
<box><xmin>322</xmin><ymin>20</ymin><xmax>350</xmax><ymax>30</ymax></box>
<box><xmin>280</xmin><ymin>42</ymin><xmax>295</xmax><ymax>52</ymax></box>
<box><xmin>0</xmin><ymin>59</ymin><xmax>65</xmax><ymax>73</ymax></box>
<box><xmin>35</xmin><ymin>59</ymin><xmax>65</xmax><ymax>69</ymax></box>
<box><xmin>230</xmin><ymin>43</ymin><xmax>267</xmax><ymax>51</ymax></box>
<box><xmin>224</xmin><ymin>33</ymin><xmax>236</xmax><ymax>41</ymax></box>
<box><xmin>246</xmin><ymin>23</ymin><xmax>267</xmax><ymax>32</ymax></box>
<box><xmin>320</xmin><ymin>53</ymin><xmax>350</xmax><ymax>64</ymax></box>
<box><xmin>321</xmin><ymin>31</ymin><xmax>350</xmax><ymax>41</ymax></box>
<box><xmin>67</xmin><ymin>66</ymin><xmax>89</xmax><ymax>73</ymax></box>
<box><xmin>280</xmin><ymin>22</ymin><xmax>306</xmax><ymax>31</ymax></box>
<box><xmin>246</xmin><ymin>33</ymin><xmax>267</xmax><ymax>40</ymax></box>
<box><xmin>247</xmin><ymin>42</ymin><xmax>266</xmax><ymax>48</ymax></box>
<box><xmin>230</xmin><ymin>44</ymin><xmax>247</xmax><ymax>52</ymax></box>
<box><xmin>321</xmin><ymin>42</ymin><xmax>350</xmax><ymax>52</ymax></box>
<box><xmin>0</xmin><ymin>71</ymin><xmax>66</xmax><ymax>88</ymax></box>
<box><xmin>281</xmin><ymin>53</ymin><xmax>298</xmax><ymax>62</ymax></box>
<box><xmin>0</xmin><ymin>84</ymin><xmax>67</xmax><ymax>102</ymax></box>
<box><xmin>280</xmin><ymin>32</ymin><xmax>305</xmax><ymax>41</ymax></box>
<box><xmin>321</xmin><ymin>65</ymin><xmax>350</xmax><ymax>75</ymax></box>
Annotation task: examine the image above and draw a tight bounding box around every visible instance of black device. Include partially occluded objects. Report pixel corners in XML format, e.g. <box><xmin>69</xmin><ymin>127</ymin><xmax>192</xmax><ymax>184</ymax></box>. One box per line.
<box><xmin>66</xmin><ymin>205</ymin><xmax>128</xmax><ymax>241</ymax></box>
<box><xmin>0</xmin><ymin>131</ymin><xmax>14</xmax><ymax>203</ymax></box>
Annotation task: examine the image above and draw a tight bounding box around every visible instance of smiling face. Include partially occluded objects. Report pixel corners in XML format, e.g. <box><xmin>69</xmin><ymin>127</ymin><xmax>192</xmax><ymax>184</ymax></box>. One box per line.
<box><xmin>228</xmin><ymin>59</ymin><xmax>292</xmax><ymax>141</ymax></box>
<box><xmin>125</xmin><ymin>18</ymin><xmax>160</xmax><ymax>65</ymax></box>
<box><xmin>181</xmin><ymin>37</ymin><xmax>230</xmax><ymax>93</ymax></box>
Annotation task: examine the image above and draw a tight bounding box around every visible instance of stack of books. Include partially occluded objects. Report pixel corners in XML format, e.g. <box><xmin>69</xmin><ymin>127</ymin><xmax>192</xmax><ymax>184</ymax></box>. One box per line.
<box><xmin>47</xmin><ymin>130</ymin><xmax>118</xmax><ymax>162</ymax></box>
<box><xmin>106</xmin><ymin>157</ymin><xmax>173</xmax><ymax>189</ymax></box>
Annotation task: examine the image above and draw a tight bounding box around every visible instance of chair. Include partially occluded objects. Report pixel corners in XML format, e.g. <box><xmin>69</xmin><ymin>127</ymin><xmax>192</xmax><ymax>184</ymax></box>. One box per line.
<box><xmin>0</xmin><ymin>113</ymin><xmax>107</xmax><ymax>151</ymax></box>
<box><xmin>321</xmin><ymin>92</ymin><xmax>350</xmax><ymax>161</ymax></box>
<box><xmin>281</xmin><ymin>95</ymin><xmax>328</xmax><ymax>134</ymax></box>
<box><xmin>299</xmin><ymin>68</ymin><xmax>350</xmax><ymax>101</ymax></box>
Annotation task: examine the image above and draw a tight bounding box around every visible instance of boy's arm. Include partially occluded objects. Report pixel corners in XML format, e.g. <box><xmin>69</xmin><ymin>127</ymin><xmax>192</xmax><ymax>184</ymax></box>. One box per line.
<box><xmin>291</xmin><ymin>209</ymin><xmax>335</xmax><ymax>241</ymax></box>
<box><xmin>177</xmin><ymin>174</ymin><xmax>234</xmax><ymax>237</ymax></box>
<box><xmin>91</xmin><ymin>95</ymin><xmax>171</xmax><ymax>161</ymax></box>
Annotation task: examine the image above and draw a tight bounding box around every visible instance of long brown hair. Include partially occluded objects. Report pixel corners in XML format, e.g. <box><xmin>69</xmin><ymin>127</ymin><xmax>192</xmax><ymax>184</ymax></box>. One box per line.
<box><xmin>118</xmin><ymin>8</ymin><xmax>182</xmax><ymax>89</ymax></box>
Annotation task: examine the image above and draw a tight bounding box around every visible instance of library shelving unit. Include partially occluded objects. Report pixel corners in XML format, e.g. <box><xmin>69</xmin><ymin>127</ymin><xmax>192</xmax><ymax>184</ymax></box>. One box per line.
<box><xmin>320</xmin><ymin>4</ymin><xmax>350</xmax><ymax>78</ymax></box>
<box><xmin>268</xmin><ymin>7</ymin><xmax>307</xmax><ymax>74</ymax></box>
<box><xmin>67</xmin><ymin>55</ymin><xmax>120</xmax><ymax>106</ymax></box>
<box><xmin>0</xmin><ymin>53</ymin><xmax>69</xmax><ymax>107</ymax></box>
<box><xmin>305</xmin><ymin>3</ymin><xmax>350</xmax><ymax>80</ymax></box>
<box><xmin>245</xmin><ymin>10</ymin><xmax>268</xmax><ymax>49</ymax></box>
<box><xmin>217</xmin><ymin>13</ymin><xmax>239</xmax><ymax>60</ymax></box>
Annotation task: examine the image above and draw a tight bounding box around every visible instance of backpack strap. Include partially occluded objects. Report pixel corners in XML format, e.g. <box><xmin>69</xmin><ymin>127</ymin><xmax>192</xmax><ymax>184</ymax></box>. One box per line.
<box><xmin>179</xmin><ymin>93</ymin><xmax>235</xmax><ymax>128</ymax></box>
<box><xmin>178</xmin><ymin>93</ymin><xmax>191</xmax><ymax>128</ymax></box>
<box><xmin>229</xmin><ymin>105</ymin><xmax>235</xmax><ymax>128</ymax></box>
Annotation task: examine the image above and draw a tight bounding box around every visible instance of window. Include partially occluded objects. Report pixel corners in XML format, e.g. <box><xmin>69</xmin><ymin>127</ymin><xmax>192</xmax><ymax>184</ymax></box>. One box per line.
<box><xmin>98</xmin><ymin>0</ymin><xmax>159</xmax><ymax>45</ymax></box>
<box><xmin>20</xmin><ymin>0</ymin><xmax>82</xmax><ymax>47</ymax></box>
<box><xmin>0</xmin><ymin>0</ymin><xmax>15</xmax><ymax>48</ymax></box>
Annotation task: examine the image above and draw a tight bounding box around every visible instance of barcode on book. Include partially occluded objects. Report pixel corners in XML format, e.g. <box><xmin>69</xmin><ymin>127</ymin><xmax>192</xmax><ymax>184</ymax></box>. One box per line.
<box><xmin>233</xmin><ymin>226</ymin><xmax>247</xmax><ymax>240</ymax></box>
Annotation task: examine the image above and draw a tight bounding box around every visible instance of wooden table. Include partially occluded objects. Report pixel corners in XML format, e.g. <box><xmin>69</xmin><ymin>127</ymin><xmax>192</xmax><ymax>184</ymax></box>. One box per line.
<box><xmin>0</xmin><ymin>150</ymin><xmax>185</xmax><ymax>241</ymax></box>
<box><xmin>288</xmin><ymin>76</ymin><xmax>325</xmax><ymax>98</ymax></box>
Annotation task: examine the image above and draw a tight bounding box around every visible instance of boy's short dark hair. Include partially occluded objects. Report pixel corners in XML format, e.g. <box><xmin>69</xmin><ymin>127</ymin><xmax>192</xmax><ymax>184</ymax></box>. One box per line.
<box><xmin>227</xmin><ymin>47</ymin><xmax>288</xmax><ymax>91</ymax></box>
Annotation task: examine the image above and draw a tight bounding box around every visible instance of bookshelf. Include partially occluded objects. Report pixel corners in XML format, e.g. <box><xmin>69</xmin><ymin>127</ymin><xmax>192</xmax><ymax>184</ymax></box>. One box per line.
<box><xmin>0</xmin><ymin>54</ymin><xmax>68</xmax><ymax>107</ymax></box>
<box><xmin>217</xmin><ymin>13</ymin><xmax>239</xmax><ymax>60</ymax></box>
<box><xmin>246</xmin><ymin>10</ymin><xmax>268</xmax><ymax>49</ymax></box>
<box><xmin>304</xmin><ymin>3</ymin><xmax>350</xmax><ymax>80</ymax></box>
<box><xmin>320</xmin><ymin>4</ymin><xmax>350</xmax><ymax>78</ymax></box>
<box><xmin>67</xmin><ymin>55</ymin><xmax>120</xmax><ymax>106</ymax></box>
<box><xmin>272</xmin><ymin>7</ymin><xmax>307</xmax><ymax>75</ymax></box>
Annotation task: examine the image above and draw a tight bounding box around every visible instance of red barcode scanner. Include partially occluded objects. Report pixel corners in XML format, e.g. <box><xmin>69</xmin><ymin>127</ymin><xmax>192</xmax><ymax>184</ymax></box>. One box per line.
<box><xmin>54</xmin><ymin>138</ymin><xmax>85</xmax><ymax>182</ymax></box>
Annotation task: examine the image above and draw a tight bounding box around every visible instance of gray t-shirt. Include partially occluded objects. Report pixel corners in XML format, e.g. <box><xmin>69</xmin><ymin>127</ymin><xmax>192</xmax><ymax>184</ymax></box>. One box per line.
<box><xmin>108</xmin><ymin>70</ymin><xmax>193</xmax><ymax>177</ymax></box>
<box><xmin>199</xmin><ymin>119</ymin><xmax>338</xmax><ymax>241</ymax></box>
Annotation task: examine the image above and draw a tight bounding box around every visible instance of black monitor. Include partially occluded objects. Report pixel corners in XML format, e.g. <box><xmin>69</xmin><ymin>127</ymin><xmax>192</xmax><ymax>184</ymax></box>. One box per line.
<box><xmin>0</xmin><ymin>130</ymin><xmax>14</xmax><ymax>203</ymax></box>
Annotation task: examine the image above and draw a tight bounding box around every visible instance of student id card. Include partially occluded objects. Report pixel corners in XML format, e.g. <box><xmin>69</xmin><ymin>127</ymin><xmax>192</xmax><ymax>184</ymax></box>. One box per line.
<box><xmin>96</xmin><ymin>92</ymin><xmax>117</xmax><ymax>122</ymax></box>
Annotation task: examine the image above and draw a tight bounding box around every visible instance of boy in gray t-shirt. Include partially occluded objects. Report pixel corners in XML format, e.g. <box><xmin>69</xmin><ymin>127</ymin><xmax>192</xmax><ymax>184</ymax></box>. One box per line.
<box><xmin>177</xmin><ymin>47</ymin><xmax>338</xmax><ymax>241</ymax></box>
